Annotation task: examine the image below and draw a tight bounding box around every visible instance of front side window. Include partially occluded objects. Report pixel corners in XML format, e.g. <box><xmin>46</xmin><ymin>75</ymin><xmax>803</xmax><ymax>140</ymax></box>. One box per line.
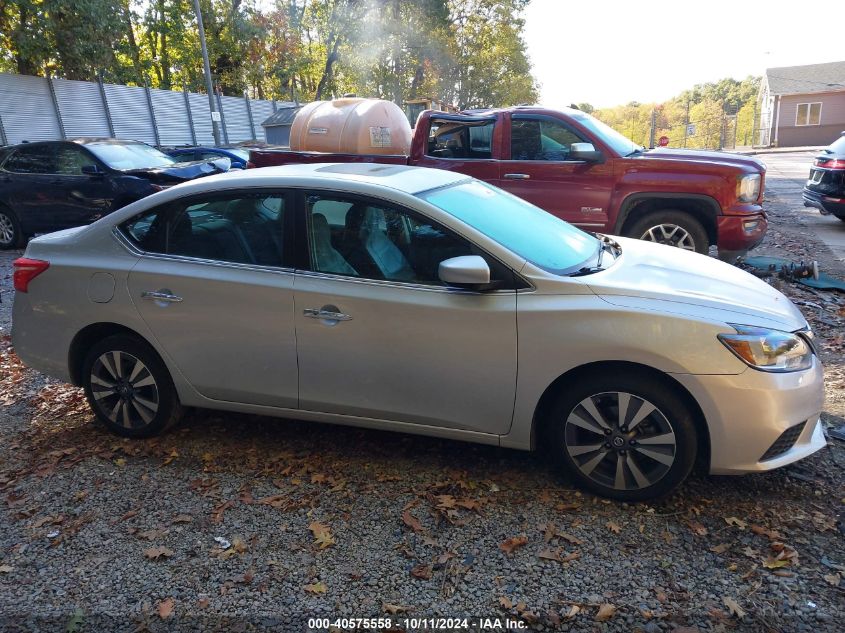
<box><xmin>510</xmin><ymin>117</ymin><xmax>584</xmax><ymax>161</ymax></box>
<box><xmin>305</xmin><ymin>193</ymin><xmax>478</xmax><ymax>285</ymax></box>
<box><xmin>54</xmin><ymin>146</ymin><xmax>98</xmax><ymax>175</ymax></box>
<box><xmin>87</xmin><ymin>142</ymin><xmax>175</xmax><ymax>170</ymax></box>
<box><xmin>427</xmin><ymin>119</ymin><xmax>496</xmax><ymax>159</ymax></box>
<box><xmin>3</xmin><ymin>145</ymin><xmax>55</xmax><ymax>174</ymax></box>
<box><xmin>419</xmin><ymin>179</ymin><xmax>598</xmax><ymax>275</ymax></box>
<box><xmin>796</xmin><ymin>103</ymin><xmax>822</xmax><ymax>126</ymax></box>
<box><xmin>121</xmin><ymin>193</ymin><xmax>287</xmax><ymax>267</ymax></box>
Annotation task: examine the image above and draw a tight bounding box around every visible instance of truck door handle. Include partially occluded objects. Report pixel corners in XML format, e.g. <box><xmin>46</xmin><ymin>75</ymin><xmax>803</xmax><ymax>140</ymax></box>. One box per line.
<box><xmin>304</xmin><ymin>307</ymin><xmax>352</xmax><ymax>322</ymax></box>
<box><xmin>503</xmin><ymin>173</ymin><xmax>530</xmax><ymax>180</ymax></box>
<box><xmin>141</xmin><ymin>290</ymin><xmax>183</xmax><ymax>303</ymax></box>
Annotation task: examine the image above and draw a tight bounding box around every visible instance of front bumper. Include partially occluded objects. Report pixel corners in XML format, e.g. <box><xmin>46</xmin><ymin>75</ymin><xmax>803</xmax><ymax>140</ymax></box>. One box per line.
<box><xmin>671</xmin><ymin>358</ymin><xmax>826</xmax><ymax>474</ymax></box>
<box><xmin>716</xmin><ymin>212</ymin><xmax>768</xmax><ymax>253</ymax></box>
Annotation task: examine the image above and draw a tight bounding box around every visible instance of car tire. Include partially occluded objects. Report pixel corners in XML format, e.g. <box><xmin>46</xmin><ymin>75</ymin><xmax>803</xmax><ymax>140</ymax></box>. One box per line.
<box><xmin>82</xmin><ymin>334</ymin><xmax>183</xmax><ymax>438</ymax></box>
<box><xmin>627</xmin><ymin>210</ymin><xmax>709</xmax><ymax>254</ymax></box>
<box><xmin>0</xmin><ymin>206</ymin><xmax>23</xmax><ymax>250</ymax></box>
<box><xmin>546</xmin><ymin>372</ymin><xmax>698</xmax><ymax>501</ymax></box>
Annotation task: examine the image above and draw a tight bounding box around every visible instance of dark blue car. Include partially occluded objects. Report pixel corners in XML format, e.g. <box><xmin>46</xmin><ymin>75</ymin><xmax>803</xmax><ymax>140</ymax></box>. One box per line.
<box><xmin>0</xmin><ymin>138</ymin><xmax>230</xmax><ymax>248</ymax></box>
<box><xmin>167</xmin><ymin>146</ymin><xmax>250</xmax><ymax>169</ymax></box>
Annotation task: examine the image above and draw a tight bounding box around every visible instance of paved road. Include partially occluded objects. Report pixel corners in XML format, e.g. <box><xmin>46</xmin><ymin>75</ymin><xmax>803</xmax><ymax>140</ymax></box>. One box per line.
<box><xmin>761</xmin><ymin>151</ymin><xmax>845</xmax><ymax>263</ymax></box>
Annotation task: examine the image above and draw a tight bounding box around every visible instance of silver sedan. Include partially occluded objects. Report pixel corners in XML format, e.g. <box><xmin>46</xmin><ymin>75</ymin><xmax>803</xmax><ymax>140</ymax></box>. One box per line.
<box><xmin>11</xmin><ymin>163</ymin><xmax>825</xmax><ymax>500</ymax></box>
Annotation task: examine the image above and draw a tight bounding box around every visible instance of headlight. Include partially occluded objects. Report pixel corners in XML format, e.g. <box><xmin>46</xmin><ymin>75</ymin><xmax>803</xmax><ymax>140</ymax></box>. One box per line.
<box><xmin>718</xmin><ymin>324</ymin><xmax>813</xmax><ymax>372</ymax></box>
<box><xmin>737</xmin><ymin>174</ymin><xmax>761</xmax><ymax>202</ymax></box>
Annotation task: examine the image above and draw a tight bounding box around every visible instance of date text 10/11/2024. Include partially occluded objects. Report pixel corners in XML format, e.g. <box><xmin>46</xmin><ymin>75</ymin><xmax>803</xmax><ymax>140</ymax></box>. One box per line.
<box><xmin>307</xmin><ymin>617</ymin><xmax>528</xmax><ymax>631</ymax></box>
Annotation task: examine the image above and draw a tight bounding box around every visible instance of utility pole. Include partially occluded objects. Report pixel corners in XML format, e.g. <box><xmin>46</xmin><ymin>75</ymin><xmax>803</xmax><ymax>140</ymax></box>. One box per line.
<box><xmin>682</xmin><ymin>101</ymin><xmax>690</xmax><ymax>148</ymax></box>
<box><xmin>192</xmin><ymin>0</ymin><xmax>221</xmax><ymax>146</ymax></box>
<box><xmin>648</xmin><ymin>109</ymin><xmax>656</xmax><ymax>148</ymax></box>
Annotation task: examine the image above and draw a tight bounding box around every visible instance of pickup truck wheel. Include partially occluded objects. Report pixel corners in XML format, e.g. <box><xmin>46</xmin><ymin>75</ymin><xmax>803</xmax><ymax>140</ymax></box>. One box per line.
<box><xmin>628</xmin><ymin>211</ymin><xmax>709</xmax><ymax>254</ymax></box>
<box><xmin>0</xmin><ymin>207</ymin><xmax>23</xmax><ymax>249</ymax></box>
<box><xmin>547</xmin><ymin>373</ymin><xmax>697</xmax><ymax>501</ymax></box>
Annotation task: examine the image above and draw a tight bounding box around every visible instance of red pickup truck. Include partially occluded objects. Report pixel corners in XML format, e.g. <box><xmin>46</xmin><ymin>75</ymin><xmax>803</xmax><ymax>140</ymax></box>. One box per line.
<box><xmin>250</xmin><ymin>106</ymin><xmax>767</xmax><ymax>258</ymax></box>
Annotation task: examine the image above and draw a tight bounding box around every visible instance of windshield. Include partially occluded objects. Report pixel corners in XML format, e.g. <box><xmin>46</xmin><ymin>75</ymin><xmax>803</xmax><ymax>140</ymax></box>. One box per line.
<box><xmin>571</xmin><ymin>111</ymin><xmax>643</xmax><ymax>157</ymax></box>
<box><xmin>419</xmin><ymin>180</ymin><xmax>598</xmax><ymax>275</ymax></box>
<box><xmin>86</xmin><ymin>142</ymin><xmax>176</xmax><ymax>170</ymax></box>
<box><xmin>229</xmin><ymin>149</ymin><xmax>250</xmax><ymax>161</ymax></box>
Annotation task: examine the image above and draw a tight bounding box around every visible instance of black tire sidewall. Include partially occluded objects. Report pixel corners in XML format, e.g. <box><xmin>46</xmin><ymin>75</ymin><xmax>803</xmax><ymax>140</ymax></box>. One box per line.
<box><xmin>0</xmin><ymin>207</ymin><xmax>22</xmax><ymax>249</ymax></box>
<box><xmin>628</xmin><ymin>210</ymin><xmax>709</xmax><ymax>255</ymax></box>
<box><xmin>548</xmin><ymin>372</ymin><xmax>698</xmax><ymax>501</ymax></box>
<box><xmin>82</xmin><ymin>334</ymin><xmax>180</xmax><ymax>438</ymax></box>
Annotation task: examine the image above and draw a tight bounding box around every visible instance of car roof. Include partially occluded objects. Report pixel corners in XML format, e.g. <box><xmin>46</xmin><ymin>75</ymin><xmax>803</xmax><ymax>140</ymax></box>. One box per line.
<box><xmin>184</xmin><ymin>163</ymin><xmax>471</xmax><ymax>196</ymax></box>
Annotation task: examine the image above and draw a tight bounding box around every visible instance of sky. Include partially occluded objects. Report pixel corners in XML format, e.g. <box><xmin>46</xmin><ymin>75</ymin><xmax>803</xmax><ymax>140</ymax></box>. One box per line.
<box><xmin>523</xmin><ymin>0</ymin><xmax>845</xmax><ymax>109</ymax></box>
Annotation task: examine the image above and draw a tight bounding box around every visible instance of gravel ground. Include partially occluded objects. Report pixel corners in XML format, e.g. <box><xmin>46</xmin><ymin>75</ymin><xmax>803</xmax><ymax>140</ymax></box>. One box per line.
<box><xmin>0</xmin><ymin>186</ymin><xmax>843</xmax><ymax>633</ymax></box>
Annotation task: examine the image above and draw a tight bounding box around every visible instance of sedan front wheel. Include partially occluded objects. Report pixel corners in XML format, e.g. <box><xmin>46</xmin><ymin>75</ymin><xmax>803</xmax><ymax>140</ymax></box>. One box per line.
<box><xmin>82</xmin><ymin>335</ymin><xmax>183</xmax><ymax>438</ymax></box>
<box><xmin>548</xmin><ymin>373</ymin><xmax>697</xmax><ymax>501</ymax></box>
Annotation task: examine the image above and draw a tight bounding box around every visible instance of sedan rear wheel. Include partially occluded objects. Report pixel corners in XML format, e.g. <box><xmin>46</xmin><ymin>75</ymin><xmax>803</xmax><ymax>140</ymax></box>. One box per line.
<box><xmin>82</xmin><ymin>335</ymin><xmax>182</xmax><ymax>437</ymax></box>
<box><xmin>548</xmin><ymin>373</ymin><xmax>697</xmax><ymax>501</ymax></box>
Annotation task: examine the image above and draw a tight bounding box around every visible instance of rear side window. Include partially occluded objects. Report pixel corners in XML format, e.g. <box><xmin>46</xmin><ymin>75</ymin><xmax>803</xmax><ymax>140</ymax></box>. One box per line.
<box><xmin>3</xmin><ymin>145</ymin><xmax>56</xmax><ymax>174</ymax></box>
<box><xmin>121</xmin><ymin>193</ymin><xmax>288</xmax><ymax>267</ymax></box>
<box><xmin>427</xmin><ymin>119</ymin><xmax>496</xmax><ymax>159</ymax></box>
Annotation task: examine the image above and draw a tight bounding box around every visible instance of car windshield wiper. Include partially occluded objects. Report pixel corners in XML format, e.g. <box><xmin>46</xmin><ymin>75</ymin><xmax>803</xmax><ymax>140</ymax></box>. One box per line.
<box><xmin>625</xmin><ymin>147</ymin><xmax>645</xmax><ymax>157</ymax></box>
<box><xmin>568</xmin><ymin>238</ymin><xmax>620</xmax><ymax>277</ymax></box>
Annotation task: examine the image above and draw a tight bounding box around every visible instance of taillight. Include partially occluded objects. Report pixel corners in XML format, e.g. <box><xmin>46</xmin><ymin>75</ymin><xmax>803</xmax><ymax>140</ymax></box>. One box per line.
<box><xmin>815</xmin><ymin>158</ymin><xmax>845</xmax><ymax>169</ymax></box>
<box><xmin>13</xmin><ymin>257</ymin><xmax>50</xmax><ymax>292</ymax></box>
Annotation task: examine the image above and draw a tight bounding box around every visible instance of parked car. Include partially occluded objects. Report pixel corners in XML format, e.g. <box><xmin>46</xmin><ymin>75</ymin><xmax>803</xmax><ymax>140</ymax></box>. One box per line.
<box><xmin>251</xmin><ymin>104</ymin><xmax>768</xmax><ymax>259</ymax></box>
<box><xmin>11</xmin><ymin>164</ymin><xmax>823</xmax><ymax>500</ymax></box>
<box><xmin>167</xmin><ymin>146</ymin><xmax>250</xmax><ymax>169</ymax></box>
<box><xmin>0</xmin><ymin>138</ymin><xmax>231</xmax><ymax>249</ymax></box>
<box><xmin>803</xmin><ymin>131</ymin><xmax>845</xmax><ymax>221</ymax></box>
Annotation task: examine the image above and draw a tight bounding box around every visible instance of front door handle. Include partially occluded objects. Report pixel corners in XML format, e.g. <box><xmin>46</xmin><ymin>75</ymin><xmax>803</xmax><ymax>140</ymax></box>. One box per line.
<box><xmin>503</xmin><ymin>173</ymin><xmax>530</xmax><ymax>180</ymax></box>
<box><xmin>304</xmin><ymin>306</ymin><xmax>352</xmax><ymax>322</ymax></box>
<box><xmin>141</xmin><ymin>290</ymin><xmax>183</xmax><ymax>303</ymax></box>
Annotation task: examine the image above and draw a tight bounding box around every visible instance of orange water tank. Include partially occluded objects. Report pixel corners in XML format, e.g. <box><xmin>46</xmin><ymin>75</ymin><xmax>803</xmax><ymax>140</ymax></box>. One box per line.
<box><xmin>289</xmin><ymin>98</ymin><xmax>412</xmax><ymax>155</ymax></box>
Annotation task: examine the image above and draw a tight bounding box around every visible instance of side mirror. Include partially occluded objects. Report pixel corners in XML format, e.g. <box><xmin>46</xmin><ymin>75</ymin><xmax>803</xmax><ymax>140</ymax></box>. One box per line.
<box><xmin>81</xmin><ymin>164</ymin><xmax>103</xmax><ymax>176</ymax></box>
<box><xmin>569</xmin><ymin>142</ymin><xmax>604</xmax><ymax>163</ymax></box>
<box><xmin>438</xmin><ymin>255</ymin><xmax>491</xmax><ymax>288</ymax></box>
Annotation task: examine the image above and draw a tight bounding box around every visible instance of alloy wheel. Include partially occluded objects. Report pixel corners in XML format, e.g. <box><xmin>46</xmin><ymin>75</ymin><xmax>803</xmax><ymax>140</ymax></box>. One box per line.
<box><xmin>0</xmin><ymin>212</ymin><xmax>15</xmax><ymax>246</ymax></box>
<box><xmin>89</xmin><ymin>351</ymin><xmax>160</xmax><ymax>429</ymax></box>
<box><xmin>640</xmin><ymin>223</ymin><xmax>696</xmax><ymax>250</ymax></box>
<box><xmin>564</xmin><ymin>391</ymin><xmax>677</xmax><ymax>491</ymax></box>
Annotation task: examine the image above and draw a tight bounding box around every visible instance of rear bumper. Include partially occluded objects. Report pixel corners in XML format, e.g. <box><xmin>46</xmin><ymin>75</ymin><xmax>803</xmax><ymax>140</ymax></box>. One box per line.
<box><xmin>716</xmin><ymin>212</ymin><xmax>768</xmax><ymax>253</ymax></box>
<box><xmin>803</xmin><ymin>187</ymin><xmax>845</xmax><ymax>217</ymax></box>
<box><xmin>671</xmin><ymin>358</ymin><xmax>826</xmax><ymax>474</ymax></box>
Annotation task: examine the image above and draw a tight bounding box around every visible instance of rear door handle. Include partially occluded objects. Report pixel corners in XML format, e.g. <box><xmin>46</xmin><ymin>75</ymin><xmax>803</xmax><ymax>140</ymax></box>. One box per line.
<box><xmin>304</xmin><ymin>307</ymin><xmax>352</xmax><ymax>322</ymax></box>
<box><xmin>503</xmin><ymin>173</ymin><xmax>530</xmax><ymax>180</ymax></box>
<box><xmin>141</xmin><ymin>290</ymin><xmax>183</xmax><ymax>303</ymax></box>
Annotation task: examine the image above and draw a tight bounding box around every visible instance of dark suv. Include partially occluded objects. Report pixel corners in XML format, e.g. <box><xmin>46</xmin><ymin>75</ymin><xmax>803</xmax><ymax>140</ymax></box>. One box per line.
<box><xmin>803</xmin><ymin>132</ymin><xmax>845</xmax><ymax>221</ymax></box>
<box><xmin>0</xmin><ymin>138</ymin><xmax>230</xmax><ymax>248</ymax></box>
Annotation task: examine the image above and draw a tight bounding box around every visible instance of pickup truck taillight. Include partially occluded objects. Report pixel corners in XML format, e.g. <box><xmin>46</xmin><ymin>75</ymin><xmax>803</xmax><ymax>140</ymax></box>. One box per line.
<box><xmin>815</xmin><ymin>158</ymin><xmax>845</xmax><ymax>170</ymax></box>
<box><xmin>13</xmin><ymin>258</ymin><xmax>50</xmax><ymax>292</ymax></box>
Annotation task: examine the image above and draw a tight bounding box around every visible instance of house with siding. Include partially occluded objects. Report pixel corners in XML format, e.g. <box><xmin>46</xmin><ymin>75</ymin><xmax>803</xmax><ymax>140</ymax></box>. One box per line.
<box><xmin>758</xmin><ymin>61</ymin><xmax>845</xmax><ymax>147</ymax></box>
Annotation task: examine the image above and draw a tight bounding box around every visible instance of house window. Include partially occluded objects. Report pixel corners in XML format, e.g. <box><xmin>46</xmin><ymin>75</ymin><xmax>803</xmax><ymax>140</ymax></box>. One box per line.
<box><xmin>795</xmin><ymin>103</ymin><xmax>822</xmax><ymax>126</ymax></box>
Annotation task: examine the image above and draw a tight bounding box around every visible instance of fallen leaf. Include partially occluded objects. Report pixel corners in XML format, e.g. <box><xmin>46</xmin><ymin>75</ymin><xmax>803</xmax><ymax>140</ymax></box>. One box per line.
<box><xmin>750</xmin><ymin>524</ymin><xmax>781</xmax><ymax>540</ymax></box>
<box><xmin>308</xmin><ymin>522</ymin><xmax>336</xmax><ymax>549</ymax></box>
<box><xmin>410</xmin><ymin>564</ymin><xmax>433</xmax><ymax>580</ymax></box>
<box><xmin>606</xmin><ymin>521</ymin><xmax>621</xmax><ymax>534</ymax></box>
<box><xmin>231</xmin><ymin>536</ymin><xmax>248</xmax><ymax>553</ymax></box>
<box><xmin>710</xmin><ymin>543</ymin><xmax>730</xmax><ymax>554</ymax></box>
<box><xmin>498</xmin><ymin>596</ymin><xmax>512</xmax><ymax>610</ymax></box>
<box><xmin>157</xmin><ymin>598</ymin><xmax>174</xmax><ymax>620</ymax></box>
<box><xmin>763</xmin><ymin>556</ymin><xmax>790</xmax><ymax>569</ymax></box>
<box><xmin>143</xmin><ymin>547</ymin><xmax>174</xmax><ymax>560</ymax></box>
<box><xmin>197</xmin><ymin>597</ymin><xmax>210</xmax><ymax>609</ymax></box>
<box><xmin>0</xmin><ymin>565</ymin><xmax>12</xmax><ymax>573</ymax></box>
<box><xmin>565</xmin><ymin>605</ymin><xmax>580</xmax><ymax>619</ymax></box>
<box><xmin>401</xmin><ymin>510</ymin><xmax>424</xmax><ymax>534</ymax></box>
<box><xmin>383</xmin><ymin>603</ymin><xmax>412</xmax><ymax>614</ymax></box>
<box><xmin>538</xmin><ymin>548</ymin><xmax>562</xmax><ymax>562</ymax></box>
<box><xmin>304</xmin><ymin>581</ymin><xmax>327</xmax><ymax>595</ymax></box>
<box><xmin>723</xmin><ymin>597</ymin><xmax>746</xmax><ymax>619</ymax></box>
<box><xmin>595</xmin><ymin>603</ymin><xmax>617</xmax><ymax>621</ymax></box>
<box><xmin>687</xmin><ymin>520</ymin><xmax>708</xmax><ymax>536</ymax></box>
<box><xmin>499</xmin><ymin>535</ymin><xmax>528</xmax><ymax>555</ymax></box>
<box><xmin>724</xmin><ymin>517</ymin><xmax>747</xmax><ymax>529</ymax></box>
<box><xmin>823</xmin><ymin>573</ymin><xmax>841</xmax><ymax>586</ymax></box>
<box><xmin>172</xmin><ymin>514</ymin><xmax>193</xmax><ymax>524</ymax></box>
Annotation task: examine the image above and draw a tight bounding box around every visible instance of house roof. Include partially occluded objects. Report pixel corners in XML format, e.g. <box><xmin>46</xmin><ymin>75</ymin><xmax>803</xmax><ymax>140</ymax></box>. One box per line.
<box><xmin>765</xmin><ymin>61</ymin><xmax>845</xmax><ymax>95</ymax></box>
<box><xmin>261</xmin><ymin>103</ymin><xmax>302</xmax><ymax>127</ymax></box>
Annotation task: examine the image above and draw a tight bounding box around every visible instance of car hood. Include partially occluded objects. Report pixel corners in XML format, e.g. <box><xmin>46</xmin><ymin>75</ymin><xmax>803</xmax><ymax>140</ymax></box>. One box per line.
<box><xmin>583</xmin><ymin>237</ymin><xmax>806</xmax><ymax>331</ymax></box>
<box><xmin>122</xmin><ymin>157</ymin><xmax>231</xmax><ymax>183</ymax></box>
<box><xmin>640</xmin><ymin>148</ymin><xmax>766</xmax><ymax>172</ymax></box>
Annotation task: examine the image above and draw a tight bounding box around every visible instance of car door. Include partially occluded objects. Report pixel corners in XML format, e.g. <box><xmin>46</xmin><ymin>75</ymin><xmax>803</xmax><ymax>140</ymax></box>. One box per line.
<box><xmin>49</xmin><ymin>144</ymin><xmax>117</xmax><ymax>228</ymax></box>
<box><xmin>0</xmin><ymin>143</ymin><xmax>64</xmax><ymax>234</ymax></box>
<box><xmin>124</xmin><ymin>190</ymin><xmax>299</xmax><ymax>408</ymax></box>
<box><xmin>293</xmin><ymin>191</ymin><xmax>518</xmax><ymax>435</ymax></box>
<box><xmin>499</xmin><ymin>114</ymin><xmax>614</xmax><ymax>229</ymax></box>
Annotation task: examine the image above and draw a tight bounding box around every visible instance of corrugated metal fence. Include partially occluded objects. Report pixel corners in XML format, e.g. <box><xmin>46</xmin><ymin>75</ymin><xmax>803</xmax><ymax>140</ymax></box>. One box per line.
<box><xmin>0</xmin><ymin>72</ymin><xmax>279</xmax><ymax>147</ymax></box>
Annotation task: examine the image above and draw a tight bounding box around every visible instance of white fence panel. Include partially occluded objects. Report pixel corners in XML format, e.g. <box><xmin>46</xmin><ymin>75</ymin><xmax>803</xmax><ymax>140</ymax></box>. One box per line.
<box><xmin>0</xmin><ymin>73</ymin><xmax>62</xmax><ymax>144</ymax></box>
<box><xmin>219</xmin><ymin>95</ymin><xmax>253</xmax><ymax>142</ymax></box>
<box><xmin>188</xmin><ymin>93</ymin><xmax>215</xmax><ymax>146</ymax></box>
<box><xmin>52</xmin><ymin>78</ymin><xmax>111</xmax><ymax>138</ymax></box>
<box><xmin>104</xmin><ymin>83</ymin><xmax>157</xmax><ymax>144</ymax></box>
<box><xmin>151</xmin><ymin>88</ymin><xmax>193</xmax><ymax>146</ymax></box>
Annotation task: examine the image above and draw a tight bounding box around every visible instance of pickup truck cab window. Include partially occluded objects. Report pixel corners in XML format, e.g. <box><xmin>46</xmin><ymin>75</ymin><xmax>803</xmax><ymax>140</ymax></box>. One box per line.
<box><xmin>510</xmin><ymin>116</ymin><xmax>584</xmax><ymax>161</ymax></box>
<box><xmin>427</xmin><ymin>119</ymin><xmax>496</xmax><ymax>160</ymax></box>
